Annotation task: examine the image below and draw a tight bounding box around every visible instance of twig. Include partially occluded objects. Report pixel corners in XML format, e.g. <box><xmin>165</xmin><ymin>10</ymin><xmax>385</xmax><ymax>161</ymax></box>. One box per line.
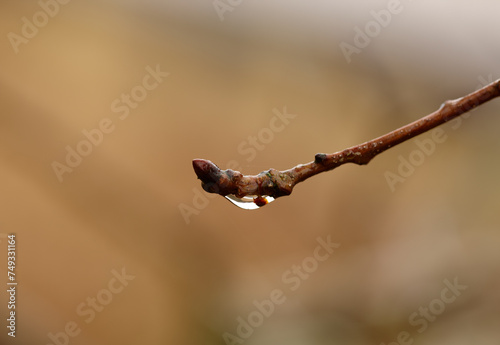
<box><xmin>193</xmin><ymin>79</ymin><xmax>500</xmax><ymax>200</ymax></box>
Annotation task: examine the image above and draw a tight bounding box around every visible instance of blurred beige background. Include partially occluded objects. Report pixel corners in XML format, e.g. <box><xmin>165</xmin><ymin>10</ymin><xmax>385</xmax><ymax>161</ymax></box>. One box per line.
<box><xmin>1</xmin><ymin>1</ymin><xmax>500</xmax><ymax>344</ymax></box>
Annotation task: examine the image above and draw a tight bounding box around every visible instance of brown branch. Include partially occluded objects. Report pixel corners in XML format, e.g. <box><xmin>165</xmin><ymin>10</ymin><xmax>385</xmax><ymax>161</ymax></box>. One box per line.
<box><xmin>193</xmin><ymin>79</ymin><xmax>500</xmax><ymax>202</ymax></box>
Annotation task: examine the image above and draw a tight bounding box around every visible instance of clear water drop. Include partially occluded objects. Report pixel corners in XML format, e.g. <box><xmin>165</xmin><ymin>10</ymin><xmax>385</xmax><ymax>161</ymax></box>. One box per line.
<box><xmin>225</xmin><ymin>195</ymin><xmax>275</xmax><ymax>210</ymax></box>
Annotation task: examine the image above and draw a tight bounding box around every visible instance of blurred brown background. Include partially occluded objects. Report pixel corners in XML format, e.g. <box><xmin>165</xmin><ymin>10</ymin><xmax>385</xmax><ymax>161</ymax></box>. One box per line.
<box><xmin>1</xmin><ymin>1</ymin><xmax>500</xmax><ymax>344</ymax></box>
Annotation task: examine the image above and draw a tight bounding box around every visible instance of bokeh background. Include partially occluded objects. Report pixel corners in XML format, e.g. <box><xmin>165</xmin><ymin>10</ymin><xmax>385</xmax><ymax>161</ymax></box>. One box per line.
<box><xmin>1</xmin><ymin>1</ymin><xmax>500</xmax><ymax>344</ymax></box>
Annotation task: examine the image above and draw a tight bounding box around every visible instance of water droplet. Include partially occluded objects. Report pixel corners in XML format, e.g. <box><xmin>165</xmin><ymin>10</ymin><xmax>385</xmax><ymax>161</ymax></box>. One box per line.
<box><xmin>225</xmin><ymin>195</ymin><xmax>275</xmax><ymax>210</ymax></box>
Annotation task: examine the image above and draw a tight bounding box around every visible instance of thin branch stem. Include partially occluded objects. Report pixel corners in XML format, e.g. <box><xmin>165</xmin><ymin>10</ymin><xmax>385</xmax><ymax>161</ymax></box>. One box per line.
<box><xmin>193</xmin><ymin>79</ymin><xmax>500</xmax><ymax>200</ymax></box>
